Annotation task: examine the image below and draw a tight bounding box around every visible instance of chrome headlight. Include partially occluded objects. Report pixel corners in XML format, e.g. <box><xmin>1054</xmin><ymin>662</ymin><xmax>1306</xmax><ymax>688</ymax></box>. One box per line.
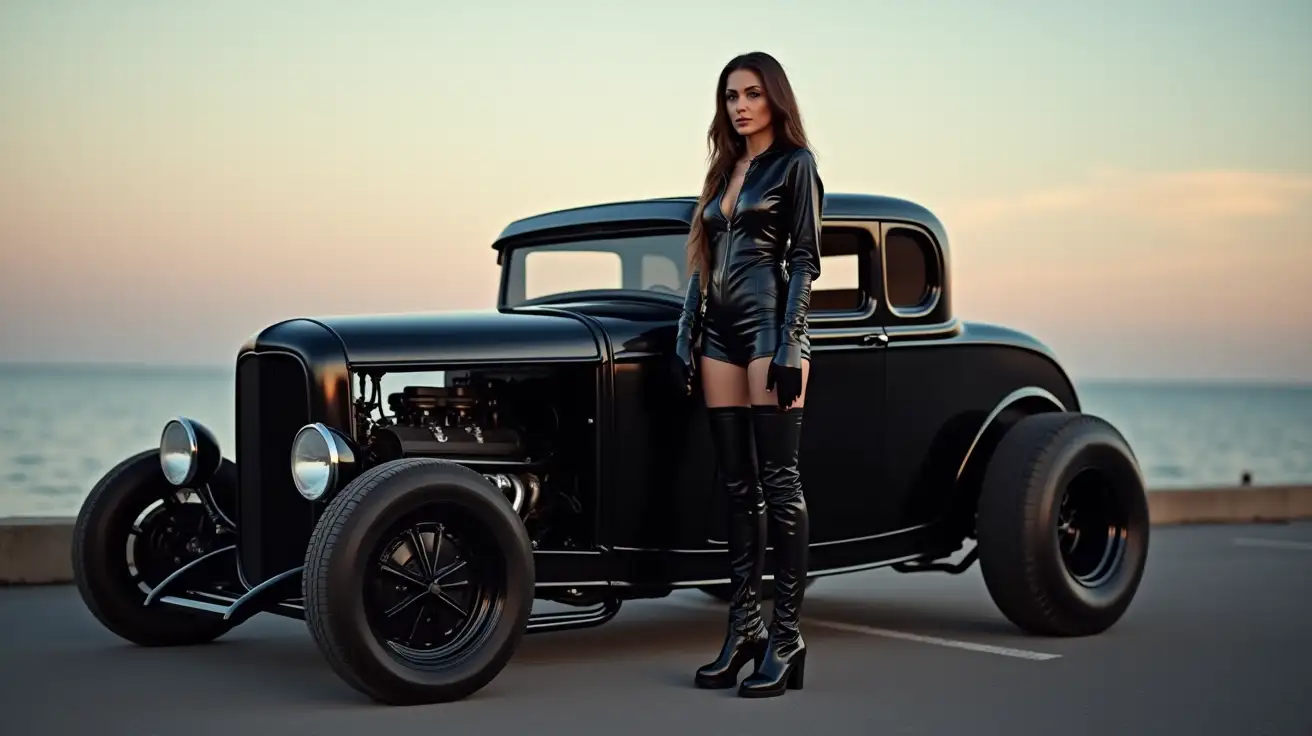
<box><xmin>290</xmin><ymin>423</ymin><xmax>357</xmax><ymax>501</ymax></box>
<box><xmin>160</xmin><ymin>417</ymin><xmax>222</xmax><ymax>486</ymax></box>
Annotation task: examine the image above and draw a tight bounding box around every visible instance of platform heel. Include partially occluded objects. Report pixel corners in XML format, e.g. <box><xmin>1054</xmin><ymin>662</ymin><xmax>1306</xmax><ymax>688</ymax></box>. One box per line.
<box><xmin>787</xmin><ymin>648</ymin><xmax>806</xmax><ymax>690</ymax></box>
<box><xmin>694</xmin><ymin>406</ymin><xmax>769</xmax><ymax>689</ymax></box>
<box><xmin>739</xmin><ymin>405</ymin><xmax>810</xmax><ymax>699</ymax></box>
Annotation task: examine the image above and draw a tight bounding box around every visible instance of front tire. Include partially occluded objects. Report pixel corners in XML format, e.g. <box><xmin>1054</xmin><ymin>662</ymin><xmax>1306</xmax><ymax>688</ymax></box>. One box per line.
<box><xmin>976</xmin><ymin>412</ymin><xmax>1150</xmax><ymax>637</ymax></box>
<box><xmin>72</xmin><ymin>449</ymin><xmax>238</xmax><ymax>646</ymax></box>
<box><xmin>303</xmin><ymin>458</ymin><xmax>535</xmax><ymax>705</ymax></box>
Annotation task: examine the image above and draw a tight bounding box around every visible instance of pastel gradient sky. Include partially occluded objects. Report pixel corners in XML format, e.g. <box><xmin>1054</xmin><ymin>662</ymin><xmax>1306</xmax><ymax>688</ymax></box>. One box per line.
<box><xmin>2</xmin><ymin>0</ymin><xmax>1309</xmax><ymax>381</ymax></box>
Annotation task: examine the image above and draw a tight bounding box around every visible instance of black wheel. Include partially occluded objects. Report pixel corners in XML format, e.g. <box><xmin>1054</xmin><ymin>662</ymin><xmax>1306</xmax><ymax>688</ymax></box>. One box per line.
<box><xmin>72</xmin><ymin>449</ymin><xmax>238</xmax><ymax>646</ymax></box>
<box><xmin>698</xmin><ymin>578</ymin><xmax>815</xmax><ymax>603</ymax></box>
<box><xmin>303</xmin><ymin>458</ymin><xmax>535</xmax><ymax>705</ymax></box>
<box><xmin>976</xmin><ymin>412</ymin><xmax>1150</xmax><ymax>637</ymax></box>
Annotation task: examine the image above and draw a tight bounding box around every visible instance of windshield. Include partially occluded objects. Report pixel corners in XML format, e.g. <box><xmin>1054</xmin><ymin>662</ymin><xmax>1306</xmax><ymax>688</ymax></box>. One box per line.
<box><xmin>501</xmin><ymin>232</ymin><xmax>689</xmax><ymax>307</ymax></box>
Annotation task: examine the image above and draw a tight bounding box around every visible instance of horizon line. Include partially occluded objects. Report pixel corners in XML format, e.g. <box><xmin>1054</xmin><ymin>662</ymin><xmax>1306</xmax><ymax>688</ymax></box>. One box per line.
<box><xmin>1</xmin><ymin>358</ymin><xmax>1308</xmax><ymax>388</ymax></box>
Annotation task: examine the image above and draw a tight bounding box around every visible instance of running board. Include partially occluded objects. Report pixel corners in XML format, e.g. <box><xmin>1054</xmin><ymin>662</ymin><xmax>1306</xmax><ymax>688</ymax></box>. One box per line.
<box><xmin>146</xmin><ymin>550</ymin><xmax>623</xmax><ymax>633</ymax></box>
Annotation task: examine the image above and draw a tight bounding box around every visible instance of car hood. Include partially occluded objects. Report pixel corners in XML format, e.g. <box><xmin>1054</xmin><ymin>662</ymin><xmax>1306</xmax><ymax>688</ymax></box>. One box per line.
<box><xmin>249</xmin><ymin>307</ymin><xmax>605</xmax><ymax>368</ymax></box>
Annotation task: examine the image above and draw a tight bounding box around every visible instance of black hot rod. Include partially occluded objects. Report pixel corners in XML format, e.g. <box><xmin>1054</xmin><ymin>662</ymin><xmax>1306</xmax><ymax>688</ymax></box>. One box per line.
<box><xmin>71</xmin><ymin>192</ymin><xmax>1150</xmax><ymax>705</ymax></box>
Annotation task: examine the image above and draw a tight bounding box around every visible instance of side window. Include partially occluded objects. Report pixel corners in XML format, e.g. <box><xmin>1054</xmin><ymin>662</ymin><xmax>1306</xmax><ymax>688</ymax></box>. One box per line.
<box><xmin>640</xmin><ymin>254</ymin><xmax>681</xmax><ymax>291</ymax></box>
<box><xmin>809</xmin><ymin>227</ymin><xmax>874</xmax><ymax>313</ymax></box>
<box><xmin>884</xmin><ymin>226</ymin><xmax>938</xmax><ymax>313</ymax></box>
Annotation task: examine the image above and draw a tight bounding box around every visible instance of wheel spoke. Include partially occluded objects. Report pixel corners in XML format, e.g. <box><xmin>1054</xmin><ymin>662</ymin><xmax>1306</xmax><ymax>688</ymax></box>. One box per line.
<box><xmin>433</xmin><ymin>590</ymin><xmax>469</xmax><ymax>619</ymax></box>
<box><xmin>431</xmin><ymin>525</ymin><xmax>445</xmax><ymax>566</ymax></box>
<box><xmin>381</xmin><ymin>561</ymin><xmax>429</xmax><ymax>589</ymax></box>
<box><xmin>432</xmin><ymin>559</ymin><xmax>466</xmax><ymax>583</ymax></box>
<box><xmin>365</xmin><ymin>511</ymin><xmax>504</xmax><ymax>666</ymax></box>
<box><xmin>407</xmin><ymin>601</ymin><xmax>427</xmax><ymax>642</ymax></box>
<box><xmin>406</xmin><ymin>528</ymin><xmax>432</xmax><ymax>578</ymax></box>
<box><xmin>385</xmin><ymin>591</ymin><xmax>426</xmax><ymax>619</ymax></box>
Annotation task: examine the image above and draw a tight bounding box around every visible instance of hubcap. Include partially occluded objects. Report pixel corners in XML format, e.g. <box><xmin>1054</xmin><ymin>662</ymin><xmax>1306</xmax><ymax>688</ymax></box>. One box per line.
<box><xmin>1056</xmin><ymin>468</ymin><xmax>1129</xmax><ymax>588</ymax></box>
<box><xmin>366</xmin><ymin>512</ymin><xmax>503</xmax><ymax>667</ymax></box>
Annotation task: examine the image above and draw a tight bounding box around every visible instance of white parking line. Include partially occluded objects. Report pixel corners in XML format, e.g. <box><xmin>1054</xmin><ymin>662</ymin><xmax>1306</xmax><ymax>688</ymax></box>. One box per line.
<box><xmin>658</xmin><ymin>598</ymin><xmax>1061</xmax><ymax>661</ymax></box>
<box><xmin>805</xmin><ymin>618</ymin><xmax>1062</xmax><ymax>661</ymax></box>
<box><xmin>1233</xmin><ymin>537</ymin><xmax>1312</xmax><ymax>552</ymax></box>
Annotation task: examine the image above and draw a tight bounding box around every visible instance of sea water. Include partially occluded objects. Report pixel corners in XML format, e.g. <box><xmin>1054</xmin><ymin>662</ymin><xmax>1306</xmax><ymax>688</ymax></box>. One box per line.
<box><xmin>1</xmin><ymin>363</ymin><xmax>1309</xmax><ymax>517</ymax></box>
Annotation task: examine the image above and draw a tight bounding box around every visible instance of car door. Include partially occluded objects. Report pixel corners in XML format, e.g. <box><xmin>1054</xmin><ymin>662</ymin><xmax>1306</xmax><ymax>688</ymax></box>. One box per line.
<box><xmin>876</xmin><ymin>220</ymin><xmax>960</xmax><ymax>533</ymax></box>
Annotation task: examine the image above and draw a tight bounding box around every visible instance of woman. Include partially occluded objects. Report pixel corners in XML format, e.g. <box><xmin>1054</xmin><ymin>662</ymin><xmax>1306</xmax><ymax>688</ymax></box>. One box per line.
<box><xmin>673</xmin><ymin>51</ymin><xmax>823</xmax><ymax>698</ymax></box>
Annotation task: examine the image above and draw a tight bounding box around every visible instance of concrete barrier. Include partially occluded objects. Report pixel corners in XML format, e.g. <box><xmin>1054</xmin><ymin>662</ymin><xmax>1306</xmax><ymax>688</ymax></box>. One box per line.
<box><xmin>1146</xmin><ymin>484</ymin><xmax>1312</xmax><ymax>525</ymax></box>
<box><xmin>3</xmin><ymin>485</ymin><xmax>1311</xmax><ymax>585</ymax></box>
<box><xmin>0</xmin><ymin>516</ymin><xmax>76</xmax><ymax>586</ymax></box>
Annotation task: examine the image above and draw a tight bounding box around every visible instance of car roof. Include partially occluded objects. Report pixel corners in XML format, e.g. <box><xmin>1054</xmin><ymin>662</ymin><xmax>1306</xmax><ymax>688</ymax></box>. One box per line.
<box><xmin>491</xmin><ymin>193</ymin><xmax>948</xmax><ymax>251</ymax></box>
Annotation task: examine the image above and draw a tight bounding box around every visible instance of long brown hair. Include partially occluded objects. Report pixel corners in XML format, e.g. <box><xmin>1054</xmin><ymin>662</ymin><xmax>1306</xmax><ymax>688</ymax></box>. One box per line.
<box><xmin>686</xmin><ymin>52</ymin><xmax>813</xmax><ymax>284</ymax></box>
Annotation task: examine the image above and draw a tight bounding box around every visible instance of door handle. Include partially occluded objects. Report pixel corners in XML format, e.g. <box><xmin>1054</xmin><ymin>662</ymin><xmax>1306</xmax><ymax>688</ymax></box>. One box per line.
<box><xmin>861</xmin><ymin>333</ymin><xmax>889</xmax><ymax>345</ymax></box>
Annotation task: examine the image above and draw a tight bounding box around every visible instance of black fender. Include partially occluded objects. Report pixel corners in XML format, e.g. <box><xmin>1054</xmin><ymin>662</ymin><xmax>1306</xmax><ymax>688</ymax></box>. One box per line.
<box><xmin>949</xmin><ymin>387</ymin><xmax>1070</xmax><ymax>536</ymax></box>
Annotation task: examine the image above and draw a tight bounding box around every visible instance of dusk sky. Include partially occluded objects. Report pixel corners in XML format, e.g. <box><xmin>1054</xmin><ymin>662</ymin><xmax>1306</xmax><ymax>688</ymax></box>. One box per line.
<box><xmin>2</xmin><ymin>1</ymin><xmax>1309</xmax><ymax>382</ymax></box>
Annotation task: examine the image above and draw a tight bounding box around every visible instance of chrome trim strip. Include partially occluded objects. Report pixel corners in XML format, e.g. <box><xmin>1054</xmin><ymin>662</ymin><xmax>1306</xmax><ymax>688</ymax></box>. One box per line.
<box><xmin>810</xmin><ymin>325</ymin><xmax>890</xmax><ymax>340</ymax></box>
<box><xmin>652</xmin><ymin>554</ymin><xmax>926</xmax><ymax>588</ymax></box>
<box><xmin>881</xmin><ymin>222</ymin><xmax>945</xmax><ymax>320</ymax></box>
<box><xmin>808</xmin><ymin>319</ymin><xmax>965</xmax><ymax>344</ymax></box>
<box><xmin>806</xmin><ymin>553</ymin><xmax>924</xmax><ymax>578</ymax></box>
<box><xmin>190</xmin><ymin>591</ymin><xmax>241</xmax><ymax>604</ymax></box>
<box><xmin>613</xmin><ymin>546</ymin><xmax>726</xmax><ymax>553</ymax></box>
<box><xmin>808</xmin><ymin>220</ymin><xmax>882</xmax><ymax>324</ymax></box>
<box><xmin>882</xmin><ymin>319</ymin><xmax>962</xmax><ymax>340</ymax></box>
<box><xmin>881</xmin><ymin>323</ymin><xmax>1067</xmax><ymax>366</ymax></box>
<box><xmin>814</xmin><ymin>523</ymin><xmax>934</xmax><ymax>547</ymax></box>
<box><xmin>954</xmin><ymin>386</ymin><xmax>1067</xmax><ymax>482</ymax></box>
<box><xmin>629</xmin><ymin>522</ymin><xmax>928</xmax><ymax>551</ymax></box>
<box><xmin>159</xmin><ymin>596</ymin><xmax>231</xmax><ymax>616</ymax></box>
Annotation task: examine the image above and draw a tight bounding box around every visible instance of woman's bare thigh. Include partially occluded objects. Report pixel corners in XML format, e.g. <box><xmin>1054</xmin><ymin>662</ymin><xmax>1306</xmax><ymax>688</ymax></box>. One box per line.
<box><xmin>700</xmin><ymin>356</ymin><xmax>751</xmax><ymax>408</ymax></box>
<box><xmin>747</xmin><ymin>357</ymin><xmax>811</xmax><ymax>408</ymax></box>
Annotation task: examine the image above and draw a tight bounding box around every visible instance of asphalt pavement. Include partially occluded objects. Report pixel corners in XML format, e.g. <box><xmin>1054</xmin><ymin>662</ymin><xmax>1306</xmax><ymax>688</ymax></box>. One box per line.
<box><xmin>2</xmin><ymin>522</ymin><xmax>1310</xmax><ymax>735</ymax></box>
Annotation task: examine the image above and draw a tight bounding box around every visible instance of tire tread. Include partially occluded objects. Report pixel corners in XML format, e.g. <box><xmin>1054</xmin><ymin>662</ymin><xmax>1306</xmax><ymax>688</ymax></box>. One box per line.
<box><xmin>71</xmin><ymin>450</ymin><xmax>235</xmax><ymax>646</ymax></box>
<box><xmin>976</xmin><ymin>412</ymin><xmax>1145</xmax><ymax>637</ymax></box>
<box><xmin>304</xmin><ymin>458</ymin><xmax>434</xmax><ymax>701</ymax></box>
<box><xmin>302</xmin><ymin>458</ymin><xmax>533</xmax><ymax>705</ymax></box>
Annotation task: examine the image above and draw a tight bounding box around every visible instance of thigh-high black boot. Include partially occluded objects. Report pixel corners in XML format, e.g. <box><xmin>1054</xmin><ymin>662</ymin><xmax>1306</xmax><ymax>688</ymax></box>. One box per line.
<box><xmin>694</xmin><ymin>406</ymin><xmax>768</xmax><ymax>688</ymax></box>
<box><xmin>740</xmin><ymin>405</ymin><xmax>808</xmax><ymax>697</ymax></box>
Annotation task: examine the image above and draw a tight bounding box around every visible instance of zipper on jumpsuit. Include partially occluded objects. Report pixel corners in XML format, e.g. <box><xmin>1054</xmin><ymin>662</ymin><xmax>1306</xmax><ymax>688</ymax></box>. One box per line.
<box><xmin>714</xmin><ymin>158</ymin><xmax>755</xmax><ymax>307</ymax></box>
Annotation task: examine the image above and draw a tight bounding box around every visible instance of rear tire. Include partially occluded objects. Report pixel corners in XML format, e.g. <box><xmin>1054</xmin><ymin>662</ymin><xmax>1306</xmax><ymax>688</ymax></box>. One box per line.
<box><xmin>303</xmin><ymin>458</ymin><xmax>535</xmax><ymax>705</ymax></box>
<box><xmin>976</xmin><ymin>412</ymin><xmax>1150</xmax><ymax>637</ymax></box>
<box><xmin>72</xmin><ymin>450</ymin><xmax>237</xmax><ymax>646</ymax></box>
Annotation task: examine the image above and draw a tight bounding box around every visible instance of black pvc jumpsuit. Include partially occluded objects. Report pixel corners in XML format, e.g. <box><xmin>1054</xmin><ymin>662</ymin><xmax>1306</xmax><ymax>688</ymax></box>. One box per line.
<box><xmin>676</xmin><ymin>142</ymin><xmax>824</xmax><ymax>369</ymax></box>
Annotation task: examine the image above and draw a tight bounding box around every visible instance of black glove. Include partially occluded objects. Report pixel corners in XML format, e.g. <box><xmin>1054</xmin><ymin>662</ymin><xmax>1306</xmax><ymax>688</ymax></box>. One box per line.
<box><xmin>769</xmin><ymin>271</ymin><xmax>811</xmax><ymax>408</ymax></box>
<box><xmin>768</xmin><ymin>148</ymin><xmax>823</xmax><ymax>410</ymax></box>
<box><xmin>672</xmin><ymin>270</ymin><xmax>703</xmax><ymax>396</ymax></box>
<box><xmin>766</xmin><ymin>360</ymin><xmax>803</xmax><ymax>409</ymax></box>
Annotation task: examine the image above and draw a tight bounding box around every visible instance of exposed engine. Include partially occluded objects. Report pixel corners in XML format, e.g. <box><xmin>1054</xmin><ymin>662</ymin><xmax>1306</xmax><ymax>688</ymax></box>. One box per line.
<box><xmin>352</xmin><ymin>372</ymin><xmax>571</xmax><ymax>531</ymax></box>
<box><xmin>373</xmin><ymin>385</ymin><xmax>527</xmax><ymax>461</ymax></box>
